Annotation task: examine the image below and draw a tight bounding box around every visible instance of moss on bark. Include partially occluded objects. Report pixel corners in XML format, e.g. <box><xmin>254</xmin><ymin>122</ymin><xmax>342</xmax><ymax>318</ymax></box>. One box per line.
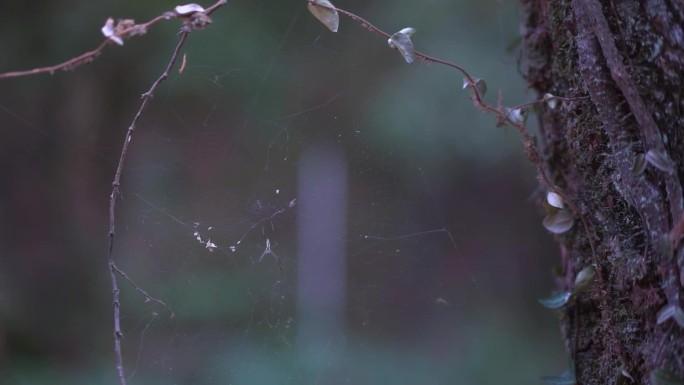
<box><xmin>520</xmin><ymin>0</ymin><xmax>684</xmax><ymax>384</ymax></box>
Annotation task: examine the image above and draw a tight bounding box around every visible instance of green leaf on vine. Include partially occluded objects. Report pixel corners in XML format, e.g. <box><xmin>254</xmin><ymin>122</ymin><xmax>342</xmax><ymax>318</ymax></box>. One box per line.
<box><xmin>538</xmin><ymin>291</ymin><xmax>571</xmax><ymax>309</ymax></box>
<box><xmin>542</xmin><ymin>209</ymin><xmax>574</xmax><ymax>234</ymax></box>
<box><xmin>101</xmin><ymin>18</ymin><xmax>124</xmax><ymax>46</ymax></box>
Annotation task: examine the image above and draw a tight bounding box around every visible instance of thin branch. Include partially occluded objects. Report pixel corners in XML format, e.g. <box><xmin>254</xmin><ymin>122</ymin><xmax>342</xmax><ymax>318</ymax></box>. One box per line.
<box><xmin>205</xmin><ymin>0</ymin><xmax>228</xmax><ymax>15</ymax></box>
<box><xmin>312</xmin><ymin>1</ymin><xmax>499</xmax><ymax>115</ymax></box>
<box><xmin>105</xmin><ymin>10</ymin><xmax>202</xmax><ymax>380</ymax></box>
<box><xmin>329</xmin><ymin>6</ymin><xmax>391</xmax><ymax>39</ymax></box>
<box><xmin>0</xmin><ymin>40</ymin><xmax>111</xmax><ymax>79</ymax></box>
<box><xmin>105</xmin><ymin>5</ymin><xmax>227</xmax><ymax>385</ymax></box>
<box><xmin>108</xmin><ymin>258</ymin><xmax>124</xmax><ymax>384</ymax></box>
<box><xmin>0</xmin><ymin>0</ymin><xmax>227</xmax><ymax>80</ymax></box>
<box><xmin>112</xmin><ymin>264</ymin><xmax>175</xmax><ymax>318</ymax></box>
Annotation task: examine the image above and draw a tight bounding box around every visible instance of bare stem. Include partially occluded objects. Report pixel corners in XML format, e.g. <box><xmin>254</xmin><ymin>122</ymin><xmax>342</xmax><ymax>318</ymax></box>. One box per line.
<box><xmin>107</xmin><ymin>30</ymin><xmax>189</xmax><ymax>385</ymax></box>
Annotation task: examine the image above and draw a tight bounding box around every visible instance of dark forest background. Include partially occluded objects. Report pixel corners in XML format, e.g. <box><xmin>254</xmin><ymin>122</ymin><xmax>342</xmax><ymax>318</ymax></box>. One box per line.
<box><xmin>0</xmin><ymin>1</ymin><xmax>566</xmax><ymax>384</ymax></box>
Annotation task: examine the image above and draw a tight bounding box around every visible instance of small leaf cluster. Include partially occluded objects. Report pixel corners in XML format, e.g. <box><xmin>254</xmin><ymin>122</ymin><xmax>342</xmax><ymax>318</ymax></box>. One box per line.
<box><xmin>542</xmin><ymin>191</ymin><xmax>574</xmax><ymax>235</ymax></box>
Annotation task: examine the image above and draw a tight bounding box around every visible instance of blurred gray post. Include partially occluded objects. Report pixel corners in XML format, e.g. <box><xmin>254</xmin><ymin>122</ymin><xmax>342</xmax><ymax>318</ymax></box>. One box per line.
<box><xmin>296</xmin><ymin>143</ymin><xmax>348</xmax><ymax>370</ymax></box>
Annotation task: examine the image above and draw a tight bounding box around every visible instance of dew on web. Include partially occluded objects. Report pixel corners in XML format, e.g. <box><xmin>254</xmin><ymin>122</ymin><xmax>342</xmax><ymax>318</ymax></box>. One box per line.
<box><xmin>118</xmin><ymin>79</ymin><xmax>520</xmax><ymax>381</ymax></box>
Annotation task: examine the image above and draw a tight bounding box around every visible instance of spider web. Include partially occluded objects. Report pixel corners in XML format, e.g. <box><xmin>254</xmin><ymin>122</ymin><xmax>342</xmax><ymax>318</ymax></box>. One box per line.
<box><xmin>0</xmin><ymin>1</ymin><xmax>566</xmax><ymax>384</ymax></box>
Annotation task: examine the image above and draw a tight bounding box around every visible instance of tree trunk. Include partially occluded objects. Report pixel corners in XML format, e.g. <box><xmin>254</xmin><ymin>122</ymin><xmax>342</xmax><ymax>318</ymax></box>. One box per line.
<box><xmin>520</xmin><ymin>0</ymin><xmax>684</xmax><ymax>384</ymax></box>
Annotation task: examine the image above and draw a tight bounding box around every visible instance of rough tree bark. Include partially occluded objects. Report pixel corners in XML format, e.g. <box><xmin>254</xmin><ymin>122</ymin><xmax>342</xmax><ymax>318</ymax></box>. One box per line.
<box><xmin>520</xmin><ymin>0</ymin><xmax>684</xmax><ymax>384</ymax></box>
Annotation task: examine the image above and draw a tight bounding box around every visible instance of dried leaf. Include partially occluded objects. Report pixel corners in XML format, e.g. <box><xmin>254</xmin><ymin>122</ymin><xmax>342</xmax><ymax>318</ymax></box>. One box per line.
<box><xmin>114</xmin><ymin>19</ymin><xmax>136</xmax><ymax>37</ymax></box>
<box><xmin>388</xmin><ymin>29</ymin><xmax>416</xmax><ymax>64</ymax></box>
<box><xmin>573</xmin><ymin>265</ymin><xmax>597</xmax><ymax>294</ymax></box>
<box><xmin>543</xmin><ymin>210</ymin><xmax>574</xmax><ymax>234</ymax></box>
<box><xmin>645</xmin><ymin>149</ymin><xmax>675</xmax><ymax>173</ymax></box>
<box><xmin>538</xmin><ymin>291</ymin><xmax>572</xmax><ymax>309</ymax></box>
<box><xmin>101</xmin><ymin>18</ymin><xmax>115</xmax><ymax>36</ymax></box>
<box><xmin>175</xmin><ymin>3</ymin><xmax>206</xmax><ymax>15</ymax></box>
<box><xmin>101</xmin><ymin>18</ymin><xmax>124</xmax><ymax>46</ymax></box>
<box><xmin>307</xmin><ymin>0</ymin><xmax>339</xmax><ymax>32</ymax></box>
<box><xmin>650</xmin><ymin>368</ymin><xmax>684</xmax><ymax>385</ymax></box>
<box><xmin>189</xmin><ymin>12</ymin><xmax>212</xmax><ymax>30</ymax></box>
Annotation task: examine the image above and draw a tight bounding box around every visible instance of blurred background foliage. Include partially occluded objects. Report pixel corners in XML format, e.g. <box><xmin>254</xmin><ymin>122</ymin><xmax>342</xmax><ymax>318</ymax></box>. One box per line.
<box><xmin>0</xmin><ymin>0</ymin><xmax>566</xmax><ymax>384</ymax></box>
